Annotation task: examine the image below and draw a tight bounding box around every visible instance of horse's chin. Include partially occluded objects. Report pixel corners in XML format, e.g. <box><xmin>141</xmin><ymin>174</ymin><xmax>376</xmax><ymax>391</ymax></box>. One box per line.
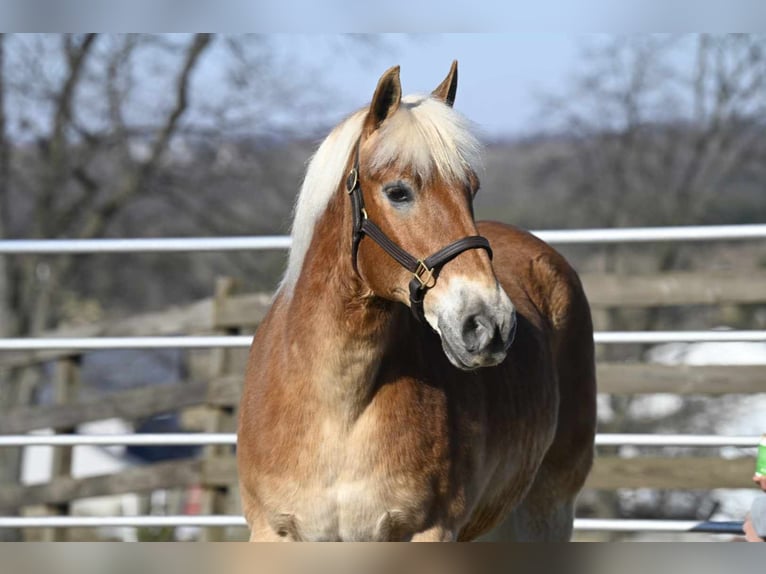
<box><xmin>439</xmin><ymin>331</ymin><xmax>508</xmax><ymax>371</ymax></box>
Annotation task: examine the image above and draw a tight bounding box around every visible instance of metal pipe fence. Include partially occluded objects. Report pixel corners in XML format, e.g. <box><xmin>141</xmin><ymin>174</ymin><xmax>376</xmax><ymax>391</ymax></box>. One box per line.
<box><xmin>573</xmin><ymin>519</ymin><xmax>744</xmax><ymax>535</ymax></box>
<box><xmin>0</xmin><ymin>516</ymin><xmax>247</xmax><ymax>528</ymax></box>
<box><xmin>0</xmin><ymin>515</ymin><xmax>744</xmax><ymax>535</ymax></box>
<box><xmin>1</xmin><ymin>330</ymin><xmax>765</xmax><ymax>351</ymax></box>
<box><xmin>0</xmin><ymin>433</ymin><xmax>759</xmax><ymax>448</ymax></box>
<box><xmin>0</xmin><ymin>236</ymin><xmax>293</xmax><ymax>254</ymax></box>
<box><xmin>0</xmin><ymin>224</ymin><xmax>763</xmax><ymax>539</ymax></box>
<box><xmin>0</xmin><ymin>224</ymin><xmax>765</xmax><ymax>255</ymax></box>
<box><xmin>0</xmin><ymin>336</ymin><xmax>255</xmax><ymax>351</ymax></box>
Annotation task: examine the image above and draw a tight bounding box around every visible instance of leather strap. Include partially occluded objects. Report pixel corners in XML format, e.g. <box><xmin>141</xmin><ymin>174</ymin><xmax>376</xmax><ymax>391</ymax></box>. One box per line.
<box><xmin>346</xmin><ymin>139</ymin><xmax>492</xmax><ymax>323</ymax></box>
<box><xmin>408</xmin><ymin>235</ymin><xmax>492</xmax><ymax>322</ymax></box>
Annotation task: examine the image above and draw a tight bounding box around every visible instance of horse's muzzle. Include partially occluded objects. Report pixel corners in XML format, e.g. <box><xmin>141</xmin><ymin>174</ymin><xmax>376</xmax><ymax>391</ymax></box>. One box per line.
<box><xmin>433</xmin><ymin>282</ymin><xmax>516</xmax><ymax>370</ymax></box>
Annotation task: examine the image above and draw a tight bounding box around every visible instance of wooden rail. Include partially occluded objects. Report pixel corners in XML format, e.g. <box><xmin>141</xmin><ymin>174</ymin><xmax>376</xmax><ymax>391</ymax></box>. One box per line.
<box><xmin>0</xmin><ymin>362</ymin><xmax>761</xmax><ymax>440</ymax></box>
<box><xmin>585</xmin><ymin>457</ymin><xmax>757</xmax><ymax>490</ymax></box>
<box><xmin>2</xmin><ymin>362</ymin><xmax>762</xmax><ymax>439</ymax></box>
<box><xmin>581</xmin><ymin>271</ymin><xmax>766</xmax><ymax>308</ymax></box>
<box><xmin>0</xmin><ymin>453</ymin><xmax>756</xmax><ymax>513</ymax></box>
<box><xmin>0</xmin><ymin>376</ymin><xmax>241</xmax><ymax>435</ymax></box>
<box><xmin>596</xmin><ymin>364</ymin><xmax>766</xmax><ymax>395</ymax></box>
<box><xmin>2</xmin><ymin>271</ymin><xmax>765</xmax><ymax>369</ymax></box>
<box><xmin>0</xmin><ymin>459</ymin><xmax>211</xmax><ymax>512</ymax></box>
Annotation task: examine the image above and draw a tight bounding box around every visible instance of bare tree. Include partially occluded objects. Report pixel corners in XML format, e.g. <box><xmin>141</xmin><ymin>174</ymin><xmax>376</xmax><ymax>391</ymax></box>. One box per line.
<box><xmin>0</xmin><ymin>36</ymin><xmax>394</xmax><ymax>521</ymax></box>
<box><xmin>0</xmin><ymin>34</ymin><xmax>394</xmax><ymax>336</ymax></box>
<box><xmin>0</xmin><ymin>35</ymin><xmax>210</xmax><ymax>338</ymax></box>
<box><xmin>0</xmin><ymin>34</ymin><xmax>9</xmax><ymax>337</ymax></box>
<box><xmin>538</xmin><ymin>34</ymin><xmax>766</xmax><ymax>531</ymax></box>
<box><xmin>542</xmin><ymin>34</ymin><xmax>766</xmax><ymax>235</ymax></box>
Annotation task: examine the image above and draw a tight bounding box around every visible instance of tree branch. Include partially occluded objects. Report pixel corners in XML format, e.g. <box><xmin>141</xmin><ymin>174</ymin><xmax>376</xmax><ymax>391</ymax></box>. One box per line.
<box><xmin>105</xmin><ymin>34</ymin><xmax>137</xmax><ymax>157</ymax></box>
<box><xmin>77</xmin><ymin>34</ymin><xmax>213</xmax><ymax>239</ymax></box>
<box><xmin>37</xmin><ymin>33</ymin><xmax>98</xmax><ymax>237</ymax></box>
<box><xmin>0</xmin><ymin>34</ymin><xmax>8</xmax><ymax>234</ymax></box>
<box><xmin>0</xmin><ymin>33</ymin><xmax>11</xmax><ymax>336</ymax></box>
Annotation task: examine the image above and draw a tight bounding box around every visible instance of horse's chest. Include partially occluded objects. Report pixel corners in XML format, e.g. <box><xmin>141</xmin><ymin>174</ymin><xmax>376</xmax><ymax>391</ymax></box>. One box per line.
<box><xmin>274</xmin><ymin>476</ymin><xmax>426</xmax><ymax>541</ymax></box>
<box><xmin>265</xmin><ymin>428</ymin><xmax>434</xmax><ymax>541</ymax></box>
<box><xmin>261</xmin><ymin>390</ymin><xmax>555</xmax><ymax>542</ymax></box>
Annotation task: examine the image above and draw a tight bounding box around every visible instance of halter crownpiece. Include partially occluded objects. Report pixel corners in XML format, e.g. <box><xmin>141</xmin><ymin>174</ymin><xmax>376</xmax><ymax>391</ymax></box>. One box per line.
<box><xmin>346</xmin><ymin>139</ymin><xmax>493</xmax><ymax>324</ymax></box>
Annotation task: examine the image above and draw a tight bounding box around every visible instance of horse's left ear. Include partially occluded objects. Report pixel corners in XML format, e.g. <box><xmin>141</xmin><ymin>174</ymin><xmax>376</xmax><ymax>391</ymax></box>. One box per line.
<box><xmin>366</xmin><ymin>65</ymin><xmax>402</xmax><ymax>133</ymax></box>
<box><xmin>431</xmin><ymin>60</ymin><xmax>458</xmax><ymax>107</ymax></box>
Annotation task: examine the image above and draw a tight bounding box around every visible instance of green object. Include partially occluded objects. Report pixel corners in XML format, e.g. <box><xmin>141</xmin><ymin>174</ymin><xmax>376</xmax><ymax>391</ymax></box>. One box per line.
<box><xmin>757</xmin><ymin>435</ymin><xmax>766</xmax><ymax>477</ymax></box>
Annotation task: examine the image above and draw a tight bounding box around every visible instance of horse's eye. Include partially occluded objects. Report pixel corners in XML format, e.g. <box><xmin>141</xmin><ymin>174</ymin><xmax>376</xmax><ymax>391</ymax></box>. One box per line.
<box><xmin>384</xmin><ymin>183</ymin><xmax>412</xmax><ymax>204</ymax></box>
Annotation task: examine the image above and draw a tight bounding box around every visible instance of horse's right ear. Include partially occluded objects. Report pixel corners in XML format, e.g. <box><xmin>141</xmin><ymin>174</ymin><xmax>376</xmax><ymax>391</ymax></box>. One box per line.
<box><xmin>431</xmin><ymin>60</ymin><xmax>458</xmax><ymax>107</ymax></box>
<box><xmin>365</xmin><ymin>65</ymin><xmax>401</xmax><ymax>133</ymax></box>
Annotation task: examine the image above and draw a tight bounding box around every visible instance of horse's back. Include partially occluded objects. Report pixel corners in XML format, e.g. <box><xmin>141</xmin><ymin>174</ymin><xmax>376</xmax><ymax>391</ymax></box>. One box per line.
<box><xmin>474</xmin><ymin>221</ymin><xmax>597</xmax><ymax>540</ymax></box>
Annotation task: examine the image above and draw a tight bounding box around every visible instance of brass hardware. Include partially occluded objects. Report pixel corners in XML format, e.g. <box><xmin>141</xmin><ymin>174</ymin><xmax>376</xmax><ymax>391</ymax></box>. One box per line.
<box><xmin>413</xmin><ymin>260</ymin><xmax>436</xmax><ymax>289</ymax></box>
<box><xmin>346</xmin><ymin>168</ymin><xmax>358</xmax><ymax>193</ymax></box>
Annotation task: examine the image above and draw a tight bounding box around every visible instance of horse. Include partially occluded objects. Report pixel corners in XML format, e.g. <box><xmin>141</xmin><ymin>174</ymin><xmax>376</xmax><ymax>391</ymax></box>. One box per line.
<box><xmin>237</xmin><ymin>61</ymin><xmax>597</xmax><ymax>542</ymax></box>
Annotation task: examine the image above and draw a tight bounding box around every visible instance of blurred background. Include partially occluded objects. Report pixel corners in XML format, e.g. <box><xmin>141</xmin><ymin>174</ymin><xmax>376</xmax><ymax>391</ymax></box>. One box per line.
<box><xmin>0</xmin><ymin>33</ymin><xmax>764</xmax><ymax>541</ymax></box>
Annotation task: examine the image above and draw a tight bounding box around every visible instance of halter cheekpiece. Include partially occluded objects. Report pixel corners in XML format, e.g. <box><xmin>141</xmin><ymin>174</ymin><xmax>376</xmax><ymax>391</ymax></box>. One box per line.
<box><xmin>346</xmin><ymin>139</ymin><xmax>493</xmax><ymax>324</ymax></box>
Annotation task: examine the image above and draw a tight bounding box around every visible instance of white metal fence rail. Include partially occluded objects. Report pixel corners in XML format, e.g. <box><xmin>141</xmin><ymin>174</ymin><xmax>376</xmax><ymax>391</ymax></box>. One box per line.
<box><xmin>0</xmin><ymin>433</ymin><xmax>760</xmax><ymax>448</ymax></box>
<box><xmin>0</xmin><ymin>331</ymin><xmax>765</xmax><ymax>351</ymax></box>
<box><xmin>1</xmin><ymin>223</ymin><xmax>764</xmax><ymax>536</ymax></box>
<box><xmin>0</xmin><ymin>516</ymin><xmax>744</xmax><ymax>535</ymax></box>
<box><xmin>1</xmin><ymin>224</ymin><xmax>765</xmax><ymax>254</ymax></box>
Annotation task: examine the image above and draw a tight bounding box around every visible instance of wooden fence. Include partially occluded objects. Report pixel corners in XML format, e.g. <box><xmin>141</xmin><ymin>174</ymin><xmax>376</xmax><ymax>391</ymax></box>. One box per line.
<box><xmin>0</xmin><ymin>270</ymin><xmax>764</xmax><ymax>540</ymax></box>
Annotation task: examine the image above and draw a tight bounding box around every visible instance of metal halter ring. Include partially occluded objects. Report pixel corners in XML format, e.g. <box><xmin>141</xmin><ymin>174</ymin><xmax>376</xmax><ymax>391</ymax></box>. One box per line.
<box><xmin>345</xmin><ymin>169</ymin><xmax>358</xmax><ymax>194</ymax></box>
<box><xmin>413</xmin><ymin>260</ymin><xmax>436</xmax><ymax>289</ymax></box>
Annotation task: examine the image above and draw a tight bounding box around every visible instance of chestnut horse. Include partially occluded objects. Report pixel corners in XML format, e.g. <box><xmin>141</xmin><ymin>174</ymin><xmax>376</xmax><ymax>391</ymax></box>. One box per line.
<box><xmin>237</xmin><ymin>62</ymin><xmax>596</xmax><ymax>542</ymax></box>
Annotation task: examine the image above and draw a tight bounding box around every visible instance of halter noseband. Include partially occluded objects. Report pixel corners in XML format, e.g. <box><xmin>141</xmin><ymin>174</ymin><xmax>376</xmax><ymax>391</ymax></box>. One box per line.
<box><xmin>346</xmin><ymin>140</ymin><xmax>493</xmax><ymax>323</ymax></box>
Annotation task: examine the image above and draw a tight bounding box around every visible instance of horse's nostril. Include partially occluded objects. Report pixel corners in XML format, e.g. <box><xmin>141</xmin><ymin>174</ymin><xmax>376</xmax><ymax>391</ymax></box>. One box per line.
<box><xmin>488</xmin><ymin>322</ymin><xmax>505</xmax><ymax>352</ymax></box>
<box><xmin>461</xmin><ymin>314</ymin><xmax>494</xmax><ymax>353</ymax></box>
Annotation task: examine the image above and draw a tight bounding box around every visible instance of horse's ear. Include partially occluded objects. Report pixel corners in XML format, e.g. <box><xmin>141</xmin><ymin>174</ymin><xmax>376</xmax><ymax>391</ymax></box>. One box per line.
<box><xmin>431</xmin><ymin>60</ymin><xmax>458</xmax><ymax>107</ymax></box>
<box><xmin>366</xmin><ymin>65</ymin><xmax>402</xmax><ymax>132</ymax></box>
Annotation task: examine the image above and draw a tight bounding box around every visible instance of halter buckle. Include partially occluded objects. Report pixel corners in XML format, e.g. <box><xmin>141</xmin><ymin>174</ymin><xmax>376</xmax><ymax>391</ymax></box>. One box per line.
<box><xmin>413</xmin><ymin>260</ymin><xmax>436</xmax><ymax>289</ymax></box>
<box><xmin>345</xmin><ymin>168</ymin><xmax>358</xmax><ymax>194</ymax></box>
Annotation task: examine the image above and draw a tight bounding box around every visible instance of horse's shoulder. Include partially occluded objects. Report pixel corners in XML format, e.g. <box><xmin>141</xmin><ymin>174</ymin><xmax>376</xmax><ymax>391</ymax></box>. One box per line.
<box><xmin>476</xmin><ymin>220</ymin><xmax>573</xmax><ymax>273</ymax></box>
<box><xmin>242</xmin><ymin>291</ymin><xmax>293</xmax><ymax>405</ymax></box>
<box><xmin>477</xmin><ymin>221</ymin><xmax>586</xmax><ymax>331</ymax></box>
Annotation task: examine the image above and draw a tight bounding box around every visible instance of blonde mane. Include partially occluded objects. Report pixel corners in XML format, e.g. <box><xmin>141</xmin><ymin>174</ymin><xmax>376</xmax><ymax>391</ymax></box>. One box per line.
<box><xmin>280</xmin><ymin>94</ymin><xmax>482</xmax><ymax>294</ymax></box>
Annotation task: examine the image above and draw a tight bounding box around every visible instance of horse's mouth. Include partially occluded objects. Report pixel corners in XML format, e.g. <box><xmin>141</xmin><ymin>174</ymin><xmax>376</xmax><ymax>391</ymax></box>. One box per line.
<box><xmin>439</xmin><ymin>329</ymin><xmax>506</xmax><ymax>371</ymax></box>
<box><xmin>442</xmin><ymin>343</ymin><xmax>479</xmax><ymax>371</ymax></box>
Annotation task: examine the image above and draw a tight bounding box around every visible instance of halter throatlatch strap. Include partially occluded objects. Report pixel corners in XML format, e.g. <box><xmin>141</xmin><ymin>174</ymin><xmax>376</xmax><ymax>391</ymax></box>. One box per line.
<box><xmin>346</xmin><ymin>140</ymin><xmax>493</xmax><ymax>324</ymax></box>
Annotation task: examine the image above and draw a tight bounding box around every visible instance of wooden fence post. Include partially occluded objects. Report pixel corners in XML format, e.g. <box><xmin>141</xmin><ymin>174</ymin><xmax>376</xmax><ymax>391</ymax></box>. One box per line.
<box><xmin>197</xmin><ymin>278</ymin><xmax>241</xmax><ymax>541</ymax></box>
<box><xmin>28</xmin><ymin>355</ymin><xmax>80</xmax><ymax>541</ymax></box>
<box><xmin>0</xmin><ymin>367</ymin><xmax>32</xmax><ymax>541</ymax></box>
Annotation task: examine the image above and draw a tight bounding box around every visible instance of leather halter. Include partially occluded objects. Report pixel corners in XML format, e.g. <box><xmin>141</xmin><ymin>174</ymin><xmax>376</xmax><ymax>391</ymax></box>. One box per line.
<box><xmin>346</xmin><ymin>140</ymin><xmax>493</xmax><ymax>323</ymax></box>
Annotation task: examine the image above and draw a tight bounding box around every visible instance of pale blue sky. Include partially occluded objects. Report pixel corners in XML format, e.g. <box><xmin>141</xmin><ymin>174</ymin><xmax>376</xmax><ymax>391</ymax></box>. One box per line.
<box><xmin>2</xmin><ymin>34</ymin><xmax>704</xmax><ymax>142</ymax></box>
<box><xmin>4</xmin><ymin>34</ymin><xmax>594</xmax><ymax>141</ymax></box>
<box><xmin>357</xmin><ymin>34</ymin><xmax>583</xmax><ymax>137</ymax></box>
<box><xmin>275</xmin><ymin>34</ymin><xmax>587</xmax><ymax>137</ymax></box>
<box><xmin>151</xmin><ymin>34</ymin><xmax>702</xmax><ymax>140</ymax></box>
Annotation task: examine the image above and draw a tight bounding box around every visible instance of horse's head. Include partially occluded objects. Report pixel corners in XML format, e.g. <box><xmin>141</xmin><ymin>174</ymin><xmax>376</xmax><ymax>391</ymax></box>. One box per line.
<box><xmin>352</xmin><ymin>62</ymin><xmax>516</xmax><ymax>370</ymax></box>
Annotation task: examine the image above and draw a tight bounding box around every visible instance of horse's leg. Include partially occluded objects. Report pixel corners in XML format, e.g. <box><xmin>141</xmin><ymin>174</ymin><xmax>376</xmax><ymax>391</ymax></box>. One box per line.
<box><xmin>246</xmin><ymin>508</ymin><xmax>311</xmax><ymax>542</ymax></box>
<box><xmin>248</xmin><ymin>524</ymin><xmax>284</xmax><ymax>542</ymax></box>
<box><xmin>241</xmin><ymin>489</ymin><xmax>295</xmax><ymax>542</ymax></box>
<box><xmin>480</xmin><ymin>462</ymin><xmax>582</xmax><ymax>541</ymax></box>
<box><xmin>496</xmin><ymin>256</ymin><xmax>597</xmax><ymax>542</ymax></box>
<box><xmin>244</xmin><ymin>510</ymin><xmax>286</xmax><ymax>542</ymax></box>
<box><xmin>410</xmin><ymin>526</ymin><xmax>456</xmax><ymax>542</ymax></box>
<box><xmin>483</xmin><ymin>280</ymin><xmax>597</xmax><ymax>542</ymax></box>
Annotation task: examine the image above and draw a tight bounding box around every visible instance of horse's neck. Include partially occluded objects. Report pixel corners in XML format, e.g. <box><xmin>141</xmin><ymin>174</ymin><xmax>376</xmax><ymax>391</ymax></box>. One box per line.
<box><xmin>285</xmin><ymin>190</ymin><xmax>396</xmax><ymax>420</ymax></box>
